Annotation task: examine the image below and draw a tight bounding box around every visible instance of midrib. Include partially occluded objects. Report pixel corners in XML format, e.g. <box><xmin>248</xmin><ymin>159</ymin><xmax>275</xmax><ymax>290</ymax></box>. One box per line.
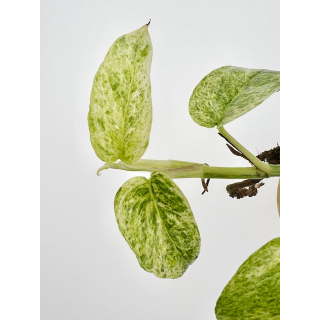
<box><xmin>120</xmin><ymin>52</ymin><xmax>138</xmax><ymax>159</ymax></box>
<box><xmin>147</xmin><ymin>179</ymin><xmax>188</xmax><ymax>267</ymax></box>
<box><xmin>219</xmin><ymin>70</ymin><xmax>263</xmax><ymax>123</ymax></box>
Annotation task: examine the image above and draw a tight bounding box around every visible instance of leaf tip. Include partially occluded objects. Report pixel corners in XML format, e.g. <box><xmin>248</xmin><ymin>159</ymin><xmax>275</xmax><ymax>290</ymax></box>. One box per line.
<box><xmin>146</xmin><ymin>19</ymin><xmax>151</xmax><ymax>26</ymax></box>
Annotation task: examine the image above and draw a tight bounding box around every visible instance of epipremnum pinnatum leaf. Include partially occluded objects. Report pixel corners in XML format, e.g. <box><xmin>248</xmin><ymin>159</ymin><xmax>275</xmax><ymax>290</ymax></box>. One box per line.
<box><xmin>215</xmin><ymin>237</ymin><xmax>280</xmax><ymax>320</ymax></box>
<box><xmin>88</xmin><ymin>25</ymin><xmax>152</xmax><ymax>164</ymax></box>
<box><xmin>114</xmin><ymin>171</ymin><xmax>201</xmax><ymax>278</ymax></box>
<box><xmin>189</xmin><ymin>66</ymin><xmax>280</xmax><ymax>128</ymax></box>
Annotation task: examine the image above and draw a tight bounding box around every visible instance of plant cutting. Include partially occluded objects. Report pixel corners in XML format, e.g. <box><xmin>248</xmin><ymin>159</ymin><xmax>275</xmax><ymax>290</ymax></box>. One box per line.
<box><xmin>88</xmin><ymin>22</ymin><xmax>280</xmax><ymax>319</ymax></box>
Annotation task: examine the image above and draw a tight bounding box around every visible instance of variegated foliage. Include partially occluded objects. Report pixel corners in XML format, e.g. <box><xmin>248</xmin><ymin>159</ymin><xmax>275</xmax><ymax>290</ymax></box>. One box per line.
<box><xmin>215</xmin><ymin>237</ymin><xmax>280</xmax><ymax>320</ymax></box>
<box><xmin>114</xmin><ymin>171</ymin><xmax>201</xmax><ymax>278</ymax></box>
<box><xmin>88</xmin><ymin>25</ymin><xmax>153</xmax><ymax>164</ymax></box>
<box><xmin>189</xmin><ymin>66</ymin><xmax>280</xmax><ymax>128</ymax></box>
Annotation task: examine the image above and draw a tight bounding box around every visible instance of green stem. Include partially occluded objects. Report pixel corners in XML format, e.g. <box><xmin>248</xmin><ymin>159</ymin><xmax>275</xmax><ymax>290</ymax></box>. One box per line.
<box><xmin>97</xmin><ymin>159</ymin><xmax>280</xmax><ymax>180</ymax></box>
<box><xmin>218</xmin><ymin>126</ymin><xmax>275</xmax><ymax>175</ymax></box>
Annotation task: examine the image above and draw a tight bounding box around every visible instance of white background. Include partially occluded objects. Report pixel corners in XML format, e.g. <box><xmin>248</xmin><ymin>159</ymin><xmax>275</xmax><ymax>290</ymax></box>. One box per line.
<box><xmin>41</xmin><ymin>1</ymin><xmax>280</xmax><ymax>319</ymax></box>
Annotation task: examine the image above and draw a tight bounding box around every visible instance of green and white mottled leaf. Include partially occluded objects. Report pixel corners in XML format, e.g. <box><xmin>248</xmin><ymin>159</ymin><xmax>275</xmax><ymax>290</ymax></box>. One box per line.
<box><xmin>189</xmin><ymin>66</ymin><xmax>280</xmax><ymax>128</ymax></box>
<box><xmin>88</xmin><ymin>25</ymin><xmax>152</xmax><ymax>164</ymax></box>
<box><xmin>215</xmin><ymin>237</ymin><xmax>280</xmax><ymax>320</ymax></box>
<box><xmin>114</xmin><ymin>171</ymin><xmax>201</xmax><ymax>278</ymax></box>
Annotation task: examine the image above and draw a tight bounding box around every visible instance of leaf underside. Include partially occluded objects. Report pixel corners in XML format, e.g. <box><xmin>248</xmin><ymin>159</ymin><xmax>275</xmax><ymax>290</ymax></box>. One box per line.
<box><xmin>88</xmin><ymin>25</ymin><xmax>153</xmax><ymax>164</ymax></box>
<box><xmin>189</xmin><ymin>66</ymin><xmax>280</xmax><ymax>128</ymax></box>
<box><xmin>215</xmin><ymin>237</ymin><xmax>280</xmax><ymax>320</ymax></box>
<box><xmin>114</xmin><ymin>171</ymin><xmax>201</xmax><ymax>278</ymax></box>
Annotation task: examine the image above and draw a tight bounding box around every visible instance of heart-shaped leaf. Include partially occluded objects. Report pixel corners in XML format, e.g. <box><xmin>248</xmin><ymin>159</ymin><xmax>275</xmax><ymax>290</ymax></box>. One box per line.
<box><xmin>88</xmin><ymin>24</ymin><xmax>153</xmax><ymax>164</ymax></box>
<box><xmin>114</xmin><ymin>171</ymin><xmax>201</xmax><ymax>278</ymax></box>
<box><xmin>215</xmin><ymin>237</ymin><xmax>280</xmax><ymax>320</ymax></box>
<box><xmin>189</xmin><ymin>66</ymin><xmax>280</xmax><ymax>128</ymax></box>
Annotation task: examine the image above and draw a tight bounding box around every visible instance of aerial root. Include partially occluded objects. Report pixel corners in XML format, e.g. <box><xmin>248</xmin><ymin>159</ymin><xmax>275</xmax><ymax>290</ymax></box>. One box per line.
<box><xmin>97</xmin><ymin>163</ymin><xmax>110</xmax><ymax>176</ymax></box>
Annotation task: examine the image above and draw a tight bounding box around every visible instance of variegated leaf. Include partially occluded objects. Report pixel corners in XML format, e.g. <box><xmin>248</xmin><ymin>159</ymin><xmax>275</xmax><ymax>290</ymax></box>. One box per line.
<box><xmin>189</xmin><ymin>66</ymin><xmax>280</xmax><ymax>128</ymax></box>
<box><xmin>215</xmin><ymin>237</ymin><xmax>280</xmax><ymax>320</ymax></box>
<box><xmin>88</xmin><ymin>24</ymin><xmax>152</xmax><ymax>164</ymax></box>
<box><xmin>114</xmin><ymin>171</ymin><xmax>201</xmax><ymax>278</ymax></box>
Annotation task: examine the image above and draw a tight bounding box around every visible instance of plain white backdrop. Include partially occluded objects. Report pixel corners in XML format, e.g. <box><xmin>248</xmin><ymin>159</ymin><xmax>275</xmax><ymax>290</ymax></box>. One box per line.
<box><xmin>41</xmin><ymin>1</ymin><xmax>280</xmax><ymax>319</ymax></box>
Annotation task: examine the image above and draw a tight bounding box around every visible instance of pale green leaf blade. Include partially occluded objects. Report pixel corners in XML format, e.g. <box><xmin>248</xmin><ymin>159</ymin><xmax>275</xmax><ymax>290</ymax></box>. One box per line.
<box><xmin>215</xmin><ymin>237</ymin><xmax>280</xmax><ymax>320</ymax></box>
<box><xmin>114</xmin><ymin>171</ymin><xmax>201</xmax><ymax>278</ymax></box>
<box><xmin>88</xmin><ymin>24</ymin><xmax>152</xmax><ymax>164</ymax></box>
<box><xmin>189</xmin><ymin>66</ymin><xmax>280</xmax><ymax>128</ymax></box>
